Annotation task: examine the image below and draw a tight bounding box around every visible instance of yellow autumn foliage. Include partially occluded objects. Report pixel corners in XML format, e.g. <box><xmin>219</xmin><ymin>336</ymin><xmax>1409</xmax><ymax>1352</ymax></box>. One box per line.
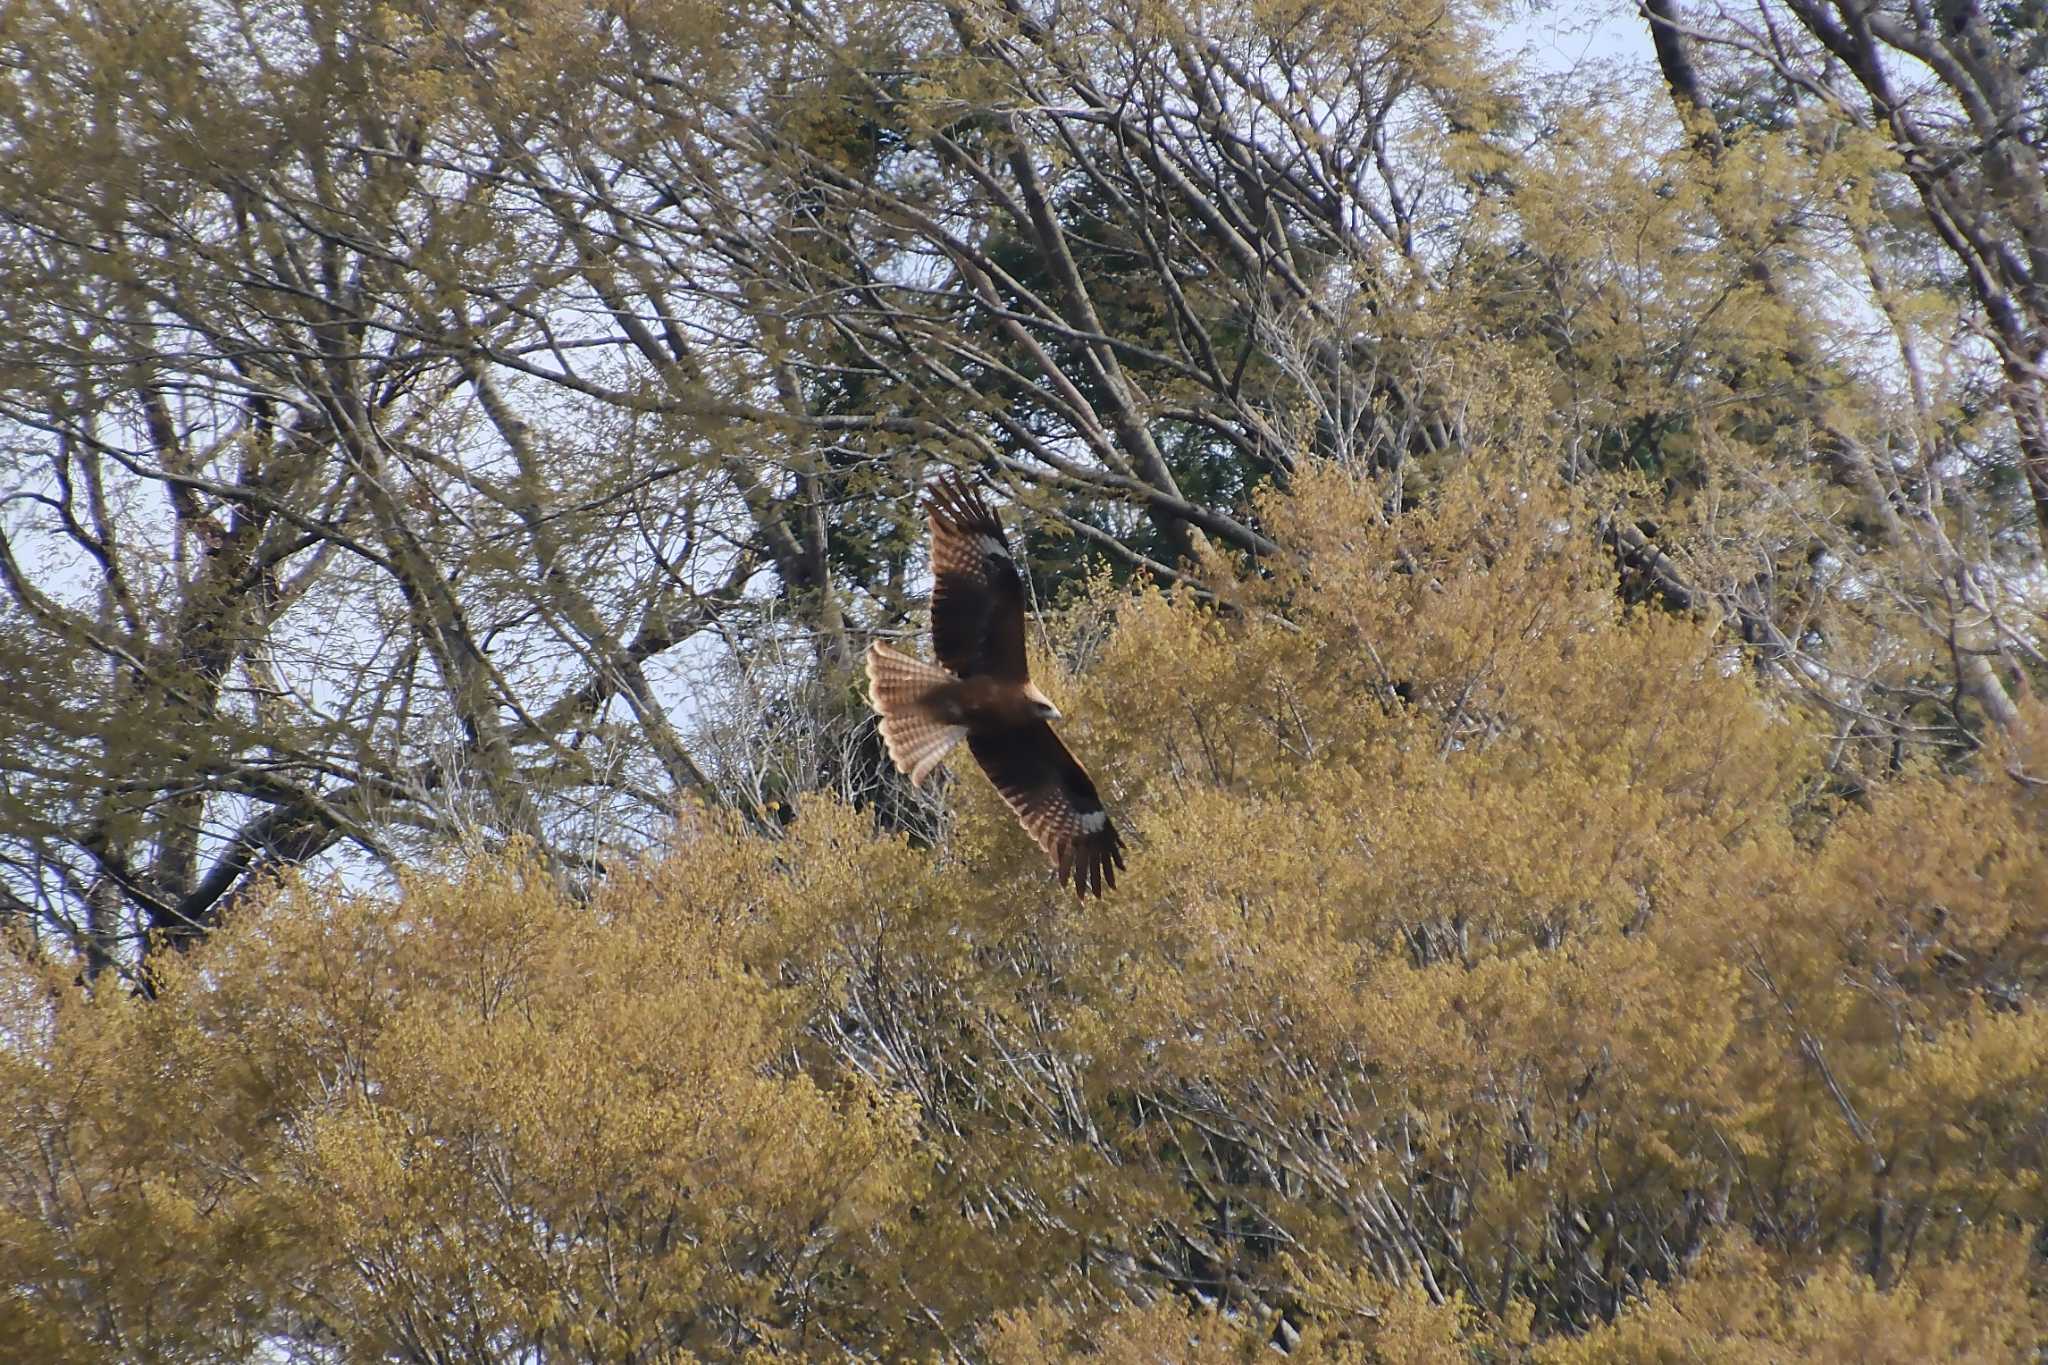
<box><xmin>3</xmin><ymin>467</ymin><xmax>2043</xmax><ymax>1359</ymax></box>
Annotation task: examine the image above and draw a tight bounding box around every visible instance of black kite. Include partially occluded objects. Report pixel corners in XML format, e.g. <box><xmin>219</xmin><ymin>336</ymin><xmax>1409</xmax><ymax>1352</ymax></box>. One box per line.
<box><xmin>866</xmin><ymin>476</ymin><xmax>1126</xmax><ymax>897</ymax></box>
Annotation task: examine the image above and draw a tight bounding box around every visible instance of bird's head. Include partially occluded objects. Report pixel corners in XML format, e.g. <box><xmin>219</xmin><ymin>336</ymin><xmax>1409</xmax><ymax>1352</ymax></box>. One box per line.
<box><xmin>1023</xmin><ymin>683</ymin><xmax>1062</xmax><ymax>721</ymax></box>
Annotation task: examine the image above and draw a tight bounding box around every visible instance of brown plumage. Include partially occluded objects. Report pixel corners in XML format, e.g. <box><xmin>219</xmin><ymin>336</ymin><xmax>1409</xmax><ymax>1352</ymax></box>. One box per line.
<box><xmin>867</xmin><ymin>475</ymin><xmax>1127</xmax><ymax>897</ymax></box>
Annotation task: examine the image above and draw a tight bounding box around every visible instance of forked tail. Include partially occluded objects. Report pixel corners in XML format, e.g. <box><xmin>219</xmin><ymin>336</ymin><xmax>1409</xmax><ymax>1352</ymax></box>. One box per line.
<box><xmin>865</xmin><ymin>643</ymin><xmax>966</xmax><ymax>787</ymax></box>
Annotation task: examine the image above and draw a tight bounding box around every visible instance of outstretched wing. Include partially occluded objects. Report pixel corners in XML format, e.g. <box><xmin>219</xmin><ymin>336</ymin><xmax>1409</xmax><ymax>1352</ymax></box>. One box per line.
<box><xmin>926</xmin><ymin>475</ymin><xmax>1029</xmax><ymax>683</ymax></box>
<box><xmin>968</xmin><ymin>721</ymin><xmax>1126</xmax><ymax>898</ymax></box>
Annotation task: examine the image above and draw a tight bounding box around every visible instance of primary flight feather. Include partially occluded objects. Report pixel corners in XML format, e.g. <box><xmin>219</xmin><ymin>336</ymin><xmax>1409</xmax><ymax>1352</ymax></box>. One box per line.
<box><xmin>866</xmin><ymin>475</ymin><xmax>1127</xmax><ymax>897</ymax></box>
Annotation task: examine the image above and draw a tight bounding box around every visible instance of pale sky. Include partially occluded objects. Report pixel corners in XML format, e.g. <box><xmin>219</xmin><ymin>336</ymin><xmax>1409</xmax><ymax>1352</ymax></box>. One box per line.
<box><xmin>1495</xmin><ymin>2</ymin><xmax>1658</xmax><ymax>80</ymax></box>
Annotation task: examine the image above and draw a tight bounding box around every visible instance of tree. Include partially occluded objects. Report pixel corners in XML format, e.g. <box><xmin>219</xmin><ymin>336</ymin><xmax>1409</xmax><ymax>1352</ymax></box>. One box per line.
<box><xmin>1650</xmin><ymin>0</ymin><xmax>2048</xmax><ymax>549</ymax></box>
<box><xmin>4</xmin><ymin>0</ymin><xmax>2045</xmax><ymax>1353</ymax></box>
<box><xmin>2</xmin><ymin>0</ymin><xmax>1538</xmax><ymax>969</ymax></box>
<box><xmin>4</xmin><ymin>466</ymin><xmax>2044</xmax><ymax>1358</ymax></box>
<box><xmin>1626</xmin><ymin>0</ymin><xmax>2046</xmax><ymax>752</ymax></box>
<box><xmin>0</xmin><ymin>0</ymin><xmax>792</xmax><ymax>979</ymax></box>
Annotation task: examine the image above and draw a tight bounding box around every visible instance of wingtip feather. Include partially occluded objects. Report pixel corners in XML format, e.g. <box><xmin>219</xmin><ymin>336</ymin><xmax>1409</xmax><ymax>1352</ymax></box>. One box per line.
<box><xmin>924</xmin><ymin>472</ymin><xmax>1000</xmax><ymax>538</ymax></box>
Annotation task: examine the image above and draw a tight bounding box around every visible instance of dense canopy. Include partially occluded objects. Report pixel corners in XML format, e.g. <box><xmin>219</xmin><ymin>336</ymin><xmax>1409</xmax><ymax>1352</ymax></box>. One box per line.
<box><xmin>1</xmin><ymin>0</ymin><xmax>2044</xmax><ymax>1357</ymax></box>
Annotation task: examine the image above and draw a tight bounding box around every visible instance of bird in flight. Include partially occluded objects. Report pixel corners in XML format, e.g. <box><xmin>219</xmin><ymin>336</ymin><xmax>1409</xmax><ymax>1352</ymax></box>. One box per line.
<box><xmin>866</xmin><ymin>475</ymin><xmax>1126</xmax><ymax>897</ymax></box>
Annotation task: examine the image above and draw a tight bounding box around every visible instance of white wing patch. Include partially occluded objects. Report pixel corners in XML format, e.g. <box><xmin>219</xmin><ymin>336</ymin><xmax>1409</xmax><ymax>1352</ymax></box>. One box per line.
<box><xmin>976</xmin><ymin>533</ymin><xmax>1012</xmax><ymax>560</ymax></box>
<box><xmin>1078</xmin><ymin>810</ymin><xmax>1109</xmax><ymax>833</ymax></box>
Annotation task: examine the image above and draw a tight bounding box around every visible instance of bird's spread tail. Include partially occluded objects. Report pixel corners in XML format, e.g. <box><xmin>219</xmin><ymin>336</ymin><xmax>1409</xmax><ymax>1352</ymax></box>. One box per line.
<box><xmin>866</xmin><ymin>643</ymin><xmax>966</xmax><ymax>787</ymax></box>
